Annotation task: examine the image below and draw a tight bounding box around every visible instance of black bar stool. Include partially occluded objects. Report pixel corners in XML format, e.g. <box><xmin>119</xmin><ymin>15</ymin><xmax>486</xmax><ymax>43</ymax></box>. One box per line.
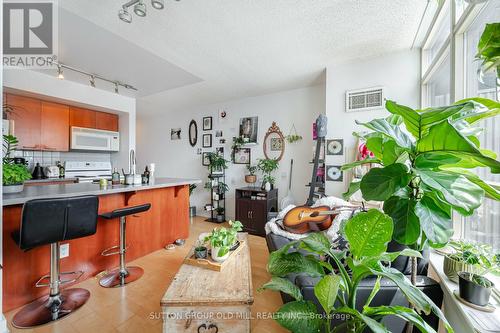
<box><xmin>11</xmin><ymin>195</ymin><xmax>99</xmax><ymax>329</ymax></box>
<box><xmin>98</xmin><ymin>203</ymin><xmax>151</xmax><ymax>288</ymax></box>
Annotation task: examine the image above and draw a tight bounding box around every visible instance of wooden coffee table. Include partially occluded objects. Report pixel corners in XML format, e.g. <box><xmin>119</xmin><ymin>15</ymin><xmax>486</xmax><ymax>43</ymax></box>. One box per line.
<box><xmin>161</xmin><ymin>233</ymin><xmax>254</xmax><ymax>333</ymax></box>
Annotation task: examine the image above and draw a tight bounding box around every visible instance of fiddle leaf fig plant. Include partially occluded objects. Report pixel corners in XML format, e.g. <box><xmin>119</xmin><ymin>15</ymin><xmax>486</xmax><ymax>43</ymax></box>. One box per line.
<box><xmin>262</xmin><ymin>209</ymin><xmax>452</xmax><ymax>333</ymax></box>
<box><xmin>342</xmin><ymin>98</ymin><xmax>500</xmax><ymax>250</ymax></box>
<box><xmin>476</xmin><ymin>22</ymin><xmax>500</xmax><ymax>79</ymax></box>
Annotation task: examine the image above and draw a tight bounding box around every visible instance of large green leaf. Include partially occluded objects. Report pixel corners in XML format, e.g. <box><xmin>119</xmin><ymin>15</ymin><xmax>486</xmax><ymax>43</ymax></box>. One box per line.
<box><xmin>415</xmin><ymin>195</ymin><xmax>453</xmax><ymax>246</ymax></box>
<box><xmin>344</xmin><ymin>209</ymin><xmax>393</xmax><ymax>260</ymax></box>
<box><xmin>268</xmin><ymin>251</ymin><xmax>325</xmax><ymax>277</ymax></box>
<box><xmin>314</xmin><ymin>274</ymin><xmax>341</xmax><ymax>314</ymax></box>
<box><xmin>453</xmin><ymin>97</ymin><xmax>500</xmax><ymax>124</ymax></box>
<box><xmin>416</xmin><ymin>151</ymin><xmax>500</xmax><ymax>171</ymax></box>
<box><xmin>342</xmin><ymin>180</ymin><xmax>361</xmax><ymax>200</ymax></box>
<box><xmin>383</xmin><ymin>196</ymin><xmax>421</xmax><ymax>245</ymax></box>
<box><xmin>341</xmin><ymin>157</ymin><xmax>380</xmax><ymax>171</ymax></box>
<box><xmin>299</xmin><ymin>232</ymin><xmax>332</xmax><ymax>254</ymax></box>
<box><xmin>364</xmin><ymin>306</ymin><xmax>437</xmax><ymax>333</ymax></box>
<box><xmin>356</xmin><ymin>118</ymin><xmax>414</xmax><ymax>149</ymax></box>
<box><xmin>380</xmin><ymin>249</ymin><xmax>423</xmax><ymax>262</ymax></box>
<box><xmin>360</xmin><ymin>164</ymin><xmax>412</xmax><ymax>201</ymax></box>
<box><xmin>416</xmin><ymin>169</ymin><xmax>484</xmax><ymax>216</ymax></box>
<box><xmin>261</xmin><ymin>277</ymin><xmax>303</xmax><ymax>301</ymax></box>
<box><xmin>360</xmin><ymin>314</ymin><xmax>390</xmax><ymax>333</ymax></box>
<box><xmin>416</xmin><ymin>121</ymin><xmax>500</xmax><ymax>173</ymax></box>
<box><xmin>275</xmin><ymin>300</ymin><xmax>323</xmax><ymax>333</ymax></box>
<box><xmin>441</xmin><ymin>167</ymin><xmax>500</xmax><ymax>200</ymax></box>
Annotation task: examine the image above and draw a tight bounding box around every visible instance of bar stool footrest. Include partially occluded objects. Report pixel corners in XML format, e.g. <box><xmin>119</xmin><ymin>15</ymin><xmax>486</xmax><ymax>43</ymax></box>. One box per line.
<box><xmin>101</xmin><ymin>245</ymin><xmax>129</xmax><ymax>257</ymax></box>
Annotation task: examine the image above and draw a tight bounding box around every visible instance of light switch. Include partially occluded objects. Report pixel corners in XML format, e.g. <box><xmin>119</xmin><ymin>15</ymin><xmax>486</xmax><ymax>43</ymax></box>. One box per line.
<box><xmin>60</xmin><ymin>243</ymin><xmax>69</xmax><ymax>258</ymax></box>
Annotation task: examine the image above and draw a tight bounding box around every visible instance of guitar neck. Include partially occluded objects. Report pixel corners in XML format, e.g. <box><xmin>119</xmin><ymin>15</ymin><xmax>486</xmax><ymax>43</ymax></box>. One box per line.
<box><xmin>315</xmin><ymin>206</ymin><xmax>360</xmax><ymax>216</ymax></box>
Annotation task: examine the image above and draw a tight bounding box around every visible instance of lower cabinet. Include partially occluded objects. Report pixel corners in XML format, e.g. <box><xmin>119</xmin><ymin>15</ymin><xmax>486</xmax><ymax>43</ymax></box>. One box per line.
<box><xmin>235</xmin><ymin>188</ymin><xmax>278</xmax><ymax>236</ymax></box>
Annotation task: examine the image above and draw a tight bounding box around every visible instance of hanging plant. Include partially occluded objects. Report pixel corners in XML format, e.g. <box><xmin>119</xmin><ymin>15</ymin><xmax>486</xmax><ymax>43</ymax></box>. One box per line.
<box><xmin>286</xmin><ymin>124</ymin><xmax>303</xmax><ymax>143</ymax></box>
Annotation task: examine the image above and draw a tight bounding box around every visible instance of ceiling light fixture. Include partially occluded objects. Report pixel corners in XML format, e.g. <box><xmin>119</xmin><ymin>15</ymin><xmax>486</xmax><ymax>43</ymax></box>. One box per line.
<box><xmin>57</xmin><ymin>65</ymin><xmax>64</xmax><ymax>79</ymax></box>
<box><xmin>118</xmin><ymin>0</ymin><xmax>179</xmax><ymax>23</ymax></box>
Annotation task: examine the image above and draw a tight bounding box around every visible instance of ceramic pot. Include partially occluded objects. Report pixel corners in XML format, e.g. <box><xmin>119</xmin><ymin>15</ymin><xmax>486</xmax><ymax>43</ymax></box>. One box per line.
<box><xmin>245</xmin><ymin>175</ymin><xmax>256</xmax><ymax>184</ymax></box>
<box><xmin>3</xmin><ymin>183</ymin><xmax>24</xmax><ymax>194</ymax></box>
<box><xmin>211</xmin><ymin>247</ymin><xmax>229</xmax><ymax>262</ymax></box>
<box><xmin>264</xmin><ymin>182</ymin><xmax>272</xmax><ymax>192</ymax></box>
<box><xmin>194</xmin><ymin>247</ymin><xmax>207</xmax><ymax>259</ymax></box>
<box><xmin>443</xmin><ymin>255</ymin><xmax>485</xmax><ymax>282</ymax></box>
<box><xmin>216</xmin><ymin>214</ymin><xmax>224</xmax><ymax>223</ymax></box>
<box><xmin>458</xmin><ymin>272</ymin><xmax>493</xmax><ymax>306</ymax></box>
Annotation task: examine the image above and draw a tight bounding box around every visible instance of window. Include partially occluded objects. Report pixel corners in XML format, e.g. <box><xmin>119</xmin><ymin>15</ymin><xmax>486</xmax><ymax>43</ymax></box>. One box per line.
<box><xmin>421</xmin><ymin>0</ymin><xmax>500</xmax><ymax>249</ymax></box>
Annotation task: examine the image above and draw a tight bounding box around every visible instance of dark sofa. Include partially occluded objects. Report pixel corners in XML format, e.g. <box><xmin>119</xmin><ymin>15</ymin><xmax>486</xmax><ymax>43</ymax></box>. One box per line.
<box><xmin>266</xmin><ymin>232</ymin><xmax>444</xmax><ymax>332</ymax></box>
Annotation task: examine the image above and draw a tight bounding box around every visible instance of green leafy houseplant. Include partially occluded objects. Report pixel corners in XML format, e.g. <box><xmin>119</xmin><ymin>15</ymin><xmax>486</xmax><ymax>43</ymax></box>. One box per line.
<box><xmin>257</xmin><ymin>158</ymin><xmax>279</xmax><ymax>186</ymax></box>
<box><xmin>476</xmin><ymin>23</ymin><xmax>500</xmax><ymax>79</ymax></box>
<box><xmin>261</xmin><ymin>209</ymin><xmax>452</xmax><ymax>333</ymax></box>
<box><xmin>206</xmin><ymin>152</ymin><xmax>229</xmax><ymax>174</ymax></box>
<box><xmin>204</xmin><ymin>220</ymin><xmax>243</xmax><ymax>258</ymax></box>
<box><xmin>3</xmin><ymin>135</ymin><xmax>31</xmax><ymax>187</ymax></box>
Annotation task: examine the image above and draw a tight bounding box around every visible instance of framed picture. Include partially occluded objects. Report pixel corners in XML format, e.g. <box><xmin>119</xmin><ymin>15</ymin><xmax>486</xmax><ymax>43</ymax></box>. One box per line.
<box><xmin>239</xmin><ymin>117</ymin><xmax>258</xmax><ymax>144</ymax></box>
<box><xmin>327</xmin><ymin>139</ymin><xmax>344</xmax><ymax>155</ymax></box>
<box><xmin>203</xmin><ymin>134</ymin><xmax>212</xmax><ymax>148</ymax></box>
<box><xmin>326</xmin><ymin>165</ymin><xmax>343</xmax><ymax>182</ymax></box>
<box><xmin>233</xmin><ymin>148</ymin><xmax>251</xmax><ymax>165</ymax></box>
<box><xmin>216</xmin><ymin>147</ymin><xmax>224</xmax><ymax>156</ymax></box>
<box><xmin>170</xmin><ymin>128</ymin><xmax>181</xmax><ymax>140</ymax></box>
<box><xmin>270</xmin><ymin>137</ymin><xmax>283</xmax><ymax>151</ymax></box>
<box><xmin>202</xmin><ymin>152</ymin><xmax>210</xmax><ymax>166</ymax></box>
<box><xmin>215</xmin><ymin>130</ymin><xmax>223</xmax><ymax>137</ymax></box>
<box><xmin>203</xmin><ymin>116</ymin><xmax>213</xmax><ymax>131</ymax></box>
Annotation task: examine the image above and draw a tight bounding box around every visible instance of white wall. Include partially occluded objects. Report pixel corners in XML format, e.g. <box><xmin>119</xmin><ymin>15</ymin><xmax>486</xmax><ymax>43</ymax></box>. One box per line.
<box><xmin>3</xmin><ymin>69</ymin><xmax>136</xmax><ymax>171</ymax></box>
<box><xmin>325</xmin><ymin>49</ymin><xmax>421</xmax><ymax>197</ymax></box>
<box><xmin>137</xmin><ymin>85</ymin><xmax>326</xmax><ymax>220</ymax></box>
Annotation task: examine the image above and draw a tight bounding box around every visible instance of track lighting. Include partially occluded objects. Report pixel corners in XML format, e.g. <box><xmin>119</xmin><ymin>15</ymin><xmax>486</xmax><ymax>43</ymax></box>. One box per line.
<box><xmin>57</xmin><ymin>65</ymin><xmax>64</xmax><ymax>79</ymax></box>
<box><xmin>151</xmin><ymin>0</ymin><xmax>164</xmax><ymax>10</ymax></box>
<box><xmin>118</xmin><ymin>0</ymin><xmax>179</xmax><ymax>23</ymax></box>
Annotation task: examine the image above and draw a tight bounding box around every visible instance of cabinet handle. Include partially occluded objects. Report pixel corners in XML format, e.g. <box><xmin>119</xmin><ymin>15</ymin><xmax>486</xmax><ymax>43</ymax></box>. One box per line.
<box><xmin>22</xmin><ymin>145</ymin><xmax>38</xmax><ymax>149</ymax></box>
<box><xmin>247</xmin><ymin>211</ymin><xmax>250</xmax><ymax>219</ymax></box>
<box><xmin>250</xmin><ymin>211</ymin><xmax>253</xmax><ymax>219</ymax></box>
<box><xmin>43</xmin><ymin>146</ymin><xmax>57</xmax><ymax>151</ymax></box>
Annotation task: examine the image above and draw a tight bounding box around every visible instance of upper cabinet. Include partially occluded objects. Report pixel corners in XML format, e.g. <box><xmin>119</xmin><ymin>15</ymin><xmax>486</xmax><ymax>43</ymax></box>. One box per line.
<box><xmin>41</xmin><ymin>102</ymin><xmax>69</xmax><ymax>151</ymax></box>
<box><xmin>6</xmin><ymin>94</ymin><xmax>42</xmax><ymax>150</ymax></box>
<box><xmin>5</xmin><ymin>93</ymin><xmax>119</xmax><ymax>151</ymax></box>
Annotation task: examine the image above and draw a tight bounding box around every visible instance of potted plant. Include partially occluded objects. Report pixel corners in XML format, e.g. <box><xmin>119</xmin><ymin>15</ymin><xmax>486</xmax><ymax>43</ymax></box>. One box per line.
<box><xmin>245</xmin><ymin>165</ymin><xmax>257</xmax><ymax>185</ymax></box>
<box><xmin>207</xmin><ymin>152</ymin><xmax>228</xmax><ymax>175</ymax></box>
<box><xmin>257</xmin><ymin>158</ymin><xmax>279</xmax><ymax>191</ymax></box>
<box><xmin>189</xmin><ymin>184</ymin><xmax>197</xmax><ymax>217</ymax></box>
<box><xmin>261</xmin><ymin>209</ymin><xmax>452</xmax><ymax>332</ymax></box>
<box><xmin>443</xmin><ymin>240</ymin><xmax>493</xmax><ymax>282</ymax></box>
<box><xmin>458</xmin><ymin>272</ymin><xmax>495</xmax><ymax>306</ymax></box>
<box><xmin>3</xmin><ymin>135</ymin><xmax>31</xmax><ymax>194</ymax></box>
<box><xmin>228</xmin><ymin>220</ymin><xmax>243</xmax><ymax>250</ymax></box>
<box><xmin>194</xmin><ymin>239</ymin><xmax>208</xmax><ymax>259</ymax></box>
<box><xmin>204</xmin><ymin>221</ymin><xmax>243</xmax><ymax>262</ymax></box>
<box><xmin>215</xmin><ymin>207</ymin><xmax>225</xmax><ymax>223</ymax></box>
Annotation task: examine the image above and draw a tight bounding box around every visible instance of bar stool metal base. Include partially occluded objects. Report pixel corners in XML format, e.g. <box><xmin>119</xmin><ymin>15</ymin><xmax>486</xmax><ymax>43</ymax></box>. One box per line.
<box><xmin>12</xmin><ymin>288</ymin><xmax>90</xmax><ymax>328</ymax></box>
<box><xmin>99</xmin><ymin>266</ymin><xmax>144</xmax><ymax>288</ymax></box>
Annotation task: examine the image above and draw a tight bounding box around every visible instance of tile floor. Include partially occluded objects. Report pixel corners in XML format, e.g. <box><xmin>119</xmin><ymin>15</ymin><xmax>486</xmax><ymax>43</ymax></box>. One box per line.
<box><xmin>5</xmin><ymin>217</ymin><xmax>287</xmax><ymax>333</ymax></box>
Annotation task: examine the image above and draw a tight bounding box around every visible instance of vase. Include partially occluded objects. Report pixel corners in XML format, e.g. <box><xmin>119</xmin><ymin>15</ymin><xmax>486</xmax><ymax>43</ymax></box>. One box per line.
<box><xmin>264</xmin><ymin>182</ymin><xmax>272</xmax><ymax>192</ymax></box>
<box><xmin>443</xmin><ymin>255</ymin><xmax>486</xmax><ymax>282</ymax></box>
<box><xmin>3</xmin><ymin>183</ymin><xmax>24</xmax><ymax>194</ymax></box>
<box><xmin>211</xmin><ymin>246</ymin><xmax>229</xmax><ymax>262</ymax></box>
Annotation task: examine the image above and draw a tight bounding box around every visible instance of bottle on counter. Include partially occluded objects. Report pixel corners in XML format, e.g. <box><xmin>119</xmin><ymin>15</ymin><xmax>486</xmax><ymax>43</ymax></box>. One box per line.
<box><xmin>112</xmin><ymin>168</ymin><xmax>121</xmax><ymax>185</ymax></box>
<box><xmin>56</xmin><ymin>161</ymin><xmax>65</xmax><ymax>178</ymax></box>
<box><xmin>143</xmin><ymin>166</ymin><xmax>150</xmax><ymax>184</ymax></box>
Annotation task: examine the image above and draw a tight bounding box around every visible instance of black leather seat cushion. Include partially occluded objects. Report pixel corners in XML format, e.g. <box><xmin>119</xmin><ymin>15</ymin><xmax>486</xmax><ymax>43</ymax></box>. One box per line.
<box><xmin>99</xmin><ymin>203</ymin><xmax>151</xmax><ymax>219</ymax></box>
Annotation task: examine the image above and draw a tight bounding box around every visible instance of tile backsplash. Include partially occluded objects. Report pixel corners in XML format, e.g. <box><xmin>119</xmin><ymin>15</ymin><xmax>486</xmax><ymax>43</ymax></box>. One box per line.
<box><xmin>16</xmin><ymin>150</ymin><xmax>111</xmax><ymax>172</ymax></box>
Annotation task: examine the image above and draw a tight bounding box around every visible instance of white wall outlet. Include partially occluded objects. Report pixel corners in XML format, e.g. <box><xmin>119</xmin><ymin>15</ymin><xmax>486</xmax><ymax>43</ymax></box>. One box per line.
<box><xmin>60</xmin><ymin>243</ymin><xmax>69</xmax><ymax>258</ymax></box>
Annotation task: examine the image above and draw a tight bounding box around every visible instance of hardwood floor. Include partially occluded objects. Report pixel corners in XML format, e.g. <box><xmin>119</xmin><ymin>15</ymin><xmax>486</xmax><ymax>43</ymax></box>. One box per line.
<box><xmin>4</xmin><ymin>216</ymin><xmax>287</xmax><ymax>333</ymax></box>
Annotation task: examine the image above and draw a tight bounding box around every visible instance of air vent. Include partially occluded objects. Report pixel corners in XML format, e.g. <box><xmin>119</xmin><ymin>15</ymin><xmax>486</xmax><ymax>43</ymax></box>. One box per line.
<box><xmin>345</xmin><ymin>87</ymin><xmax>385</xmax><ymax>112</ymax></box>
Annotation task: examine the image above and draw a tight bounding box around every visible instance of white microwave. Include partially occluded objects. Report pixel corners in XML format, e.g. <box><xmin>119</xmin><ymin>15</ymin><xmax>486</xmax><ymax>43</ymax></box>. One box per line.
<box><xmin>71</xmin><ymin>127</ymin><xmax>120</xmax><ymax>152</ymax></box>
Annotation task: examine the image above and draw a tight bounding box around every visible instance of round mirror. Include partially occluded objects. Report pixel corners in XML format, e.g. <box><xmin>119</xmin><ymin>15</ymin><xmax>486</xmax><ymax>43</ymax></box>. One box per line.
<box><xmin>189</xmin><ymin>120</ymin><xmax>198</xmax><ymax>147</ymax></box>
<box><xmin>263</xmin><ymin>122</ymin><xmax>285</xmax><ymax>161</ymax></box>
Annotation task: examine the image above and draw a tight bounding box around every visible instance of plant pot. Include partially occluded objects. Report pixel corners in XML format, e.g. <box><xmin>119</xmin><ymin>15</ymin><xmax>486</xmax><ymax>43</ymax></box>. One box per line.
<box><xmin>211</xmin><ymin>246</ymin><xmax>229</xmax><ymax>262</ymax></box>
<box><xmin>443</xmin><ymin>255</ymin><xmax>486</xmax><ymax>282</ymax></box>
<box><xmin>2</xmin><ymin>183</ymin><xmax>24</xmax><ymax>194</ymax></box>
<box><xmin>216</xmin><ymin>214</ymin><xmax>224</xmax><ymax>223</ymax></box>
<box><xmin>458</xmin><ymin>272</ymin><xmax>493</xmax><ymax>306</ymax></box>
<box><xmin>194</xmin><ymin>246</ymin><xmax>207</xmax><ymax>259</ymax></box>
<box><xmin>264</xmin><ymin>182</ymin><xmax>272</xmax><ymax>192</ymax></box>
<box><xmin>189</xmin><ymin>206</ymin><xmax>197</xmax><ymax>217</ymax></box>
<box><xmin>245</xmin><ymin>175</ymin><xmax>256</xmax><ymax>184</ymax></box>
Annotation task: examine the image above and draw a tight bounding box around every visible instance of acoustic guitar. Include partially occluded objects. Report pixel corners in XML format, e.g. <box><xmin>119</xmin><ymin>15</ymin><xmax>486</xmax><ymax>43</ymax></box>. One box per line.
<box><xmin>283</xmin><ymin>205</ymin><xmax>361</xmax><ymax>234</ymax></box>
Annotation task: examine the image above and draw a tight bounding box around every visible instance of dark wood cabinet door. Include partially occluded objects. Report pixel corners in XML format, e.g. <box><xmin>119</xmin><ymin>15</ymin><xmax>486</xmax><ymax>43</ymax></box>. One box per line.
<box><xmin>96</xmin><ymin>112</ymin><xmax>119</xmax><ymax>132</ymax></box>
<box><xmin>69</xmin><ymin>107</ymin><xmax>96</xmax><ymax>128</ymax></box>
<box><xmin>236</xmin><ymin>199</ymin><xmax>254</xmax><ymax>233</ymax></box>
<box><xmin>41</xmin><ymin>102</ymin><xmax>69</xmax><ymax>151</ymax></box>
<box><xmin>250</xmin><ymin>201</ymin><xmax>268</xmax><ymax>236</ymax></box>
<box><xmin>6</xmin><ymin>94</ymin><xmax>41</xmax><ymax>149</ymax></box>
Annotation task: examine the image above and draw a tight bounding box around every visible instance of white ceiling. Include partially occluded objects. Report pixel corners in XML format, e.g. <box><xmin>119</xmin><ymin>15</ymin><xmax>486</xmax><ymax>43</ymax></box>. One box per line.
<box><xmin>57</xmin><ymin>0</ymin><xmax>428</xmax><ymax>114</ymax></box>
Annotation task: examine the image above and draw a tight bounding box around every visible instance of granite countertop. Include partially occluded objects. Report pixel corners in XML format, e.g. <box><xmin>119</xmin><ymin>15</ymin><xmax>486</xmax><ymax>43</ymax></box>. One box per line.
<box><xmin>3</xmin><ymin>177</ymin><xmax>201</xmax><ymax>206</ymax></box>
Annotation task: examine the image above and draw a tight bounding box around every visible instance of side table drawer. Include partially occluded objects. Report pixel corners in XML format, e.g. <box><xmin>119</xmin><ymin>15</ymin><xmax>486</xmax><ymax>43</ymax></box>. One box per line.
<box><xmin>162</xmin><ymin>305</ymin><xmax>251</xmax><ymax>333</ymax></box>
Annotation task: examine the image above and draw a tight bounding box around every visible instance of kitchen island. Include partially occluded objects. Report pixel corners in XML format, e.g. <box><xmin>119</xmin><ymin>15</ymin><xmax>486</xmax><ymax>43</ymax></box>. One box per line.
<box><xmin>2</xmin><ymin>177</ymin><xmax>200</xmax><ymax>312</ymax></box>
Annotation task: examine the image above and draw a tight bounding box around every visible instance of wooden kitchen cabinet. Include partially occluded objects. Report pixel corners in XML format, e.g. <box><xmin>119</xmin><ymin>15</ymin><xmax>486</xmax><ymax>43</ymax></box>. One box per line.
<box><xmin>96</xmin><ymin>112</ymin><xmax>119</xmax><ymax>131</ymax></box>
<box><xmin>235</xmin><ymin>188</ymin><xmax>278</xmax><ymax>236</ymax></box>
<box><xmin>5</xmin><ymin>94</ymin><xmax>41</xmax><ymax>150</ymax></box>
<box><xmin>70</xmin><ymin>107</ymin><xmax>96</xmax><ymax>128</ymax></box>
<box><xmin>41</xmin><ymin>102</ymin><xmax>70</xmax><ymax>151</ymax></box>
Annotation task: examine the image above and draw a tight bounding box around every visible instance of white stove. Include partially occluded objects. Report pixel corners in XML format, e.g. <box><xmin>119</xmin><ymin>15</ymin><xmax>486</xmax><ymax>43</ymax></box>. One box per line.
<box><xmin>64</xmin><ymin>161</ymin><xmax>113</xmax><ymax>183</ymax></box>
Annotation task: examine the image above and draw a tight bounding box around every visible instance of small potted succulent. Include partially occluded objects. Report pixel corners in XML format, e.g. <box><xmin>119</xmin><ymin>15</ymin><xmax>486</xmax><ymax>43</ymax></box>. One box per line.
<box><xmin>458</xmin><ymin>272</ymin><xmax>495</xmax><ymax>306</ymax></box>
<box><xmin>443</xmin><ymin>240</ymin><xmax>491</xmax><ymax>282</ymax></box>
<box><xmin>3</xmin><ymin>135</ymin><xmax>31</xmax><ymax>194</ymax></box>
<box><xmin>245</xmin><ymin>165</ymin><xmax>257</xmax><ymax>185</ymax></box>
<box><xmin>215</xmin><ymin>207</ymin><xmax>225</xmax><ymax>223</ymax></box>
<box><xmin>194</xmin><ymin>239</ymin><xmax>208</xmax><ymax>259</ymax></box>
<box><xmin>205</xmin><ymin>220</ymin><xmax>243</xmax><ymax>262</ymax></box>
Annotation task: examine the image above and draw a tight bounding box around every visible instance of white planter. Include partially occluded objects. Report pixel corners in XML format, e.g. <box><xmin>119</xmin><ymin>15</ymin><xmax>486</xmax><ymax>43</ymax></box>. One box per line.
<box><xmin>264</xmin><ymin>182</ymin><xmax>272</xmax><ymax>192</ymax></box>
<box><xmin>3</xmin><ymin>183</ymin><xmax>24</xmax><ymax>194</ymax></box>
<box><xmin>211</xmin><ymin>246</ymin><xmax>229</xmax><ymax>262</ymax></box>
